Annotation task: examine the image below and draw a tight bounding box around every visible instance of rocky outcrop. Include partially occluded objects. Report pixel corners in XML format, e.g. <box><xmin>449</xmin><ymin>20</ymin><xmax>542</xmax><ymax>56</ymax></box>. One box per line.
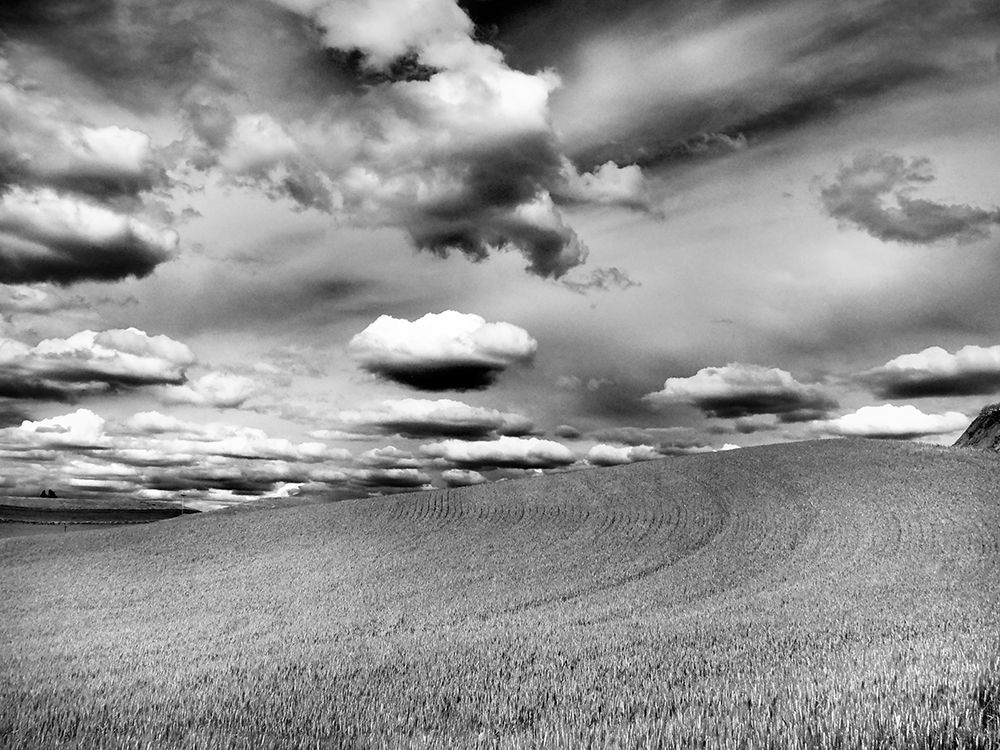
<box><xmin>954</xmin><ymin>403</ymin><xmax>1000</xmax><ymax>451</ymax></box>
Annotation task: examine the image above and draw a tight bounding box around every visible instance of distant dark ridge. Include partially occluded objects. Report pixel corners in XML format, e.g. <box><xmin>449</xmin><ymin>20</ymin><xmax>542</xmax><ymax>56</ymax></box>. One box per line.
<box><xmin>953</xmin><ymin>403</ymin><xmax>1000</xmax><ymax>452</ymax></box>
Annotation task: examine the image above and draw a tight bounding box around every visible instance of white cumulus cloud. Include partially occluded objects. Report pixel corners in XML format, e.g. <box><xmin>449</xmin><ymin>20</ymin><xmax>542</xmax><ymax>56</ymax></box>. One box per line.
<box><xmin>349</xmin><ymin>311</ymin><xmax>537</xmax><ymax>390</ymax></box>
<box><xmin>645</xmin><ymin>362</ymin><xmax>835</xmax><ymax>420</ymax></box>
<box><xmin>586</xmin><ymin>443</ymin><xmax>661</xmax><ymax>466</ymax></box>
<box><xmin>158</xmin><ymin>372</ymin><xmax>259</xmax><ymax>409</ymax></box>
<box><xmin>337</xmin><ymin>397</ymin><xmax>533</xmax><ymax>439</ymax></box>
<box><xmin>815</xmin><ymin>404</ymin><xmax>969</xmax><ymax>440</ymax></box>
<box><xmin>859</xmin><ymin>344</ymin><xmax>1000</xmax><ymax>398</ymax></box>
<box><xmin>420</xmin><ymin>435</ymin><xmax>575</xmax><ymax>469</ymax></box>
<box><xmin>0</xmin><ymin>327</ymin><xmax>195</xmax><ymax>400</ymax></box>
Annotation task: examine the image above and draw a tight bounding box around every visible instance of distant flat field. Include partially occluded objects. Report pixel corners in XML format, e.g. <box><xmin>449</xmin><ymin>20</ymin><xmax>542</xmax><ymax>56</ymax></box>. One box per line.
<box><xmin>0</xmin><ymin>505</ymin><xmax>195</xmax><ymax>539</ymax></box>
<box><xmin>0</xmin><ymin>522</ymin><xmax>103</xmax><ymax>539</ymax></box>
<box><xmin>2</xmin><ymin>439</ymin><xmax>998</xmax><ymax>749</ymax></box>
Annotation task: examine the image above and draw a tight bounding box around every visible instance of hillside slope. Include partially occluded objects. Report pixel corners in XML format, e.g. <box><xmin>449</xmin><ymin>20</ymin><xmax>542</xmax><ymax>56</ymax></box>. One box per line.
<box><xmin>955</xmin><ymin>403</ymin><xmax>1000</xmax><ymax>451</ymax></box>
<box><xmin>2</xmin><ymin>439</ymin><xmax>999</xmax><ymax>749</ymax></box>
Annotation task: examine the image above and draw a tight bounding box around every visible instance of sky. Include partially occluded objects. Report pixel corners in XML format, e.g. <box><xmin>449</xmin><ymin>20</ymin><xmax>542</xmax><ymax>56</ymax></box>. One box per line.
<box><xmin>0</xmin><ymin>0</ymin><xmax>998</xmax><ymax>510</ymax></box>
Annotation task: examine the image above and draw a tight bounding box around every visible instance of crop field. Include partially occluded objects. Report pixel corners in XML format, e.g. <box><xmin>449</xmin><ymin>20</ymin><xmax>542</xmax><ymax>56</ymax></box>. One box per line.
<box><xmin>2</xmin><ymin>439</ymin><xmax>999</xmax><ymax>749</ymax></box>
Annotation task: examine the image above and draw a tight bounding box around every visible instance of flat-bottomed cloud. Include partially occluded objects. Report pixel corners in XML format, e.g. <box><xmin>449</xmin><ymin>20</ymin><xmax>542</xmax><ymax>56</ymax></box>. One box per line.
<box><xmin>349</xmin><ymin>311</ymin><xmax>537</xmax><ymax>391</ymax></box>
<box><xmin>813</xmin><ymin>404</ymin><xmax>968</xmax><ymax>440</ymax></box>
<box><xmin>644</xmin><ymin>363</ymin><xmax>836</xmax><ymax>421</ymax></box>
<box><xmin>0</xmin><ymin>328</ymin><xmax>194</xmax><ymax>401</ymax></box>
<box><xmin>336</xmin><ymin>398</ymin><xmax>533</xmax><ymax>439</ymax></box>
<box><xmin>420</xmin><ymin>435</ymin><xmax>575</xmax><ymax>470</ymax></box>
<box><xmin>859</xmin><ymin>345</ymin><xmax>1000</xmax><ymax>399</ymax></box>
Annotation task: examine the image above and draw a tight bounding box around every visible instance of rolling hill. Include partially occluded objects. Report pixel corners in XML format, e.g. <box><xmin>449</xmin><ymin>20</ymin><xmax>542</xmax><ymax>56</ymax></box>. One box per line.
<box><xmin>1</xmin><ymin>438</ymin><xmax>998</xmax><ymax>749</ymax></box>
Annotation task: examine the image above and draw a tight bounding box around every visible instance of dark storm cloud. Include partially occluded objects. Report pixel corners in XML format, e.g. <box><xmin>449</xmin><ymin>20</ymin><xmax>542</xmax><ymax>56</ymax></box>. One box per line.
<box><xmin>857</xmin><ymin>345</ymin><xmax>1000</xmax><ymax>399</ymax></box>
<box><xmin>820</xmin><ymin>152</ymin><xmax>1000</xmax><ymax>244</ymax></box>
<box><xmin>645</xmin><ymin>363</ymin><xmax>836</xmax><ymax>421</ymax></box>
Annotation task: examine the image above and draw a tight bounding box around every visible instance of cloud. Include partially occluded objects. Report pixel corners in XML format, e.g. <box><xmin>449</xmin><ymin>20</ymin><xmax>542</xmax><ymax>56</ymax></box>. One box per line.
<box><xmin>555</xmin><ymin>159</ymin><xmax>654</xmax><ymax>212</ymax></box>
<box><xmin>349</xmin><ymin>467</ymin><xmax>431</xmax><ymax>490</ymax></box>
<box><xmin>586</xmin><ymin>443</ymin><xmax>660</xmax><ymax>467</ymax></box>
<box><xmin>0</xmin><ymin>57</ymin><xmax>175</xmax><ymax>285</ymax></box>
<box><xmin>0</xmin><ymin>60</ymin><xmax>164</xmax><ymax>200</ymax></box>
<box><xmin>644</xmin><ymin>363</ymin><xmax>836</xmax><ymax>420</ymax></box>
<box><xmin>559</xmin><ymin>266</ymin><xmax>641</xmax><ymax>294</ymax></box>
<box><xmin>858</xmin><ymin>344</ymin><xmax>1000</xmax><ymax>399</ymax></box>
<box><xmin>170</xmin><ymin>0</ymin><xmax>598</xmax><ymax>278</ymax></box>
<box><xmin>814</xmin><ymin>404</ymin><xmax>969</xmax><ymax>440</ymax></box>
<box><xmin>275</xmin><ymin>0</ymin><xmax>472</xmax><ymax>68</ymax></box>
<box><xmin>820</xmin><ymin>151</ymin><xmax>1000</xmax><ymax>244</ymax></box>
<box><xmin>440</xmin><ymin>468</ymin><xmax>486</xmax><ymax>487</ymax></box>
<box><xmin>157</xmin><ymin>371</ymin><xmax>260</xmax><ymax>408</ymax></box>
<box><xmin>0</xmin><ymin>405</ymin><xmax>359</xmax><ymax>505</ymax></box>
<box><xmin>336</xmin><ymin>398</ymin><xmax>533</xmax><ymax>439</ymax></box>
<box><xmin>122</xmin><ymin>410</ymin><xmax>346</xmax><ymax>463</ymax></box>
<box><xmin>189</xmin><ymin>0</ymin><xmax>631</xmax><ymax>278</ymax></box>
<box><xmin>349</xmin><ymin>311</ymin><xmax>537</xmax><ymax>390</ymax></box>
<box><xmin>2</xmin><ymin>0</ymin><xmax>666</xmax><ymax>281</ymax></box>
<box><xmin>8</xmin><ymin>408</ymin><xmax>109</xmax><ymax>449</ymax></box>
<box><xmin>357</xmin><ymin>446</ymin><xmax>422</xmax><ymax>469</ymax></box>
<box><xmin>0</xmin><ymin>188</ymin><xmax>177</xmax><ymax>284</ymax></box>
<box><xmin>0</xmin><ymin>284</ymin><xmax>86</xmax><ymax>316</ymax></box>
<box><xmin>0</xmin><ymin>327</ymin><xmax>195</xmax><ymax>401</ymax></box>
<box><xmin>420</xmin><ymin>435</ymin><xmax>575</xmax><ymax>469</ymax></box>
<box><xmin>188</xmin><ymin>112</ymin><xmax>335</xmax><ymax>212</ymax></box>
<box><xmin>553</xmin><ymin>424</ymin><xmax>581</xmax><ymax>439</ymax></box>
<box><xmin>555</xmin><ymin>2</ymin><xmax>999</xmax><ymax>166</ymax></box>
<box><xmin>407</xmin><ymin>190</ymin><xmax>590</xmax><ymax>279</ymax></box>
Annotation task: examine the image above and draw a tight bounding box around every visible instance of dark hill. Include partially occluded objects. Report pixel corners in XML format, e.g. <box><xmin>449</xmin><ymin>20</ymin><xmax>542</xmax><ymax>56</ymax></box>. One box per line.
<box><xmin>954</xmin><ymin>402</ymin><xmax>1000</xmax><ymax>451</ymax></box>
<box><xmin>2</xmin><ymin>439</ymin><xmax>998</xmax><ymax>749</ymax></box>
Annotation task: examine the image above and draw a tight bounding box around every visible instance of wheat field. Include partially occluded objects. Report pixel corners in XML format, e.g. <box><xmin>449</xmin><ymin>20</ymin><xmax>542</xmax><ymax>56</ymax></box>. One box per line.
<box><xmin>2</xmin><ymin>439</ymin><xmax>999</xmax><ymax>748</ymax></box>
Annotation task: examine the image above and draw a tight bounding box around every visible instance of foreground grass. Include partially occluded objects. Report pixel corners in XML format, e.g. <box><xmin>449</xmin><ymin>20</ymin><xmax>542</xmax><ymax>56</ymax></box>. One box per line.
<box><xmin>2</xmin><ymin>439</ymin><xmax>998</xmax><ymax>748</ymax></box>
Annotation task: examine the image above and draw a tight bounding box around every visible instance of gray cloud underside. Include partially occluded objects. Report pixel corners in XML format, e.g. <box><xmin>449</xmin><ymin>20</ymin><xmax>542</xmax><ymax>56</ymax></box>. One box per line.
<box><xmin>0</xmin><ymin>230</ymin><xmax>171</xmax><ymax>285</ymax></box>
<box><xmin>820</xmin><ymin>152</ymin><xmax>1000</xmax><ymax>245</ymax></box>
